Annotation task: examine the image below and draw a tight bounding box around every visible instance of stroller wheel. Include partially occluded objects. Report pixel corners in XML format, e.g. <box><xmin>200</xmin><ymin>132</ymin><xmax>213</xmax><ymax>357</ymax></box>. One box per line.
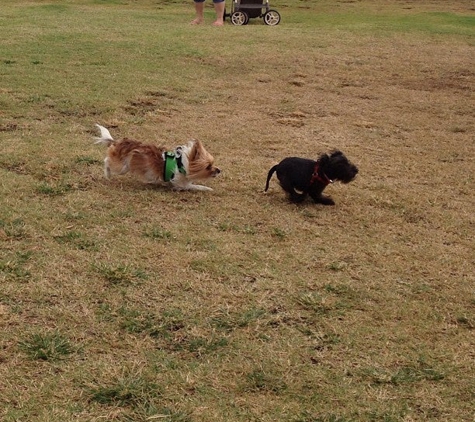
<box><xmin>231</xmin><ymin>11</ymin><xmax>249</xmax><ymax>26</ymax></box>
<box><xmin>263</xmin><ymin>10</ymin><xmax>280</xmax><ymax>26</ymax></box>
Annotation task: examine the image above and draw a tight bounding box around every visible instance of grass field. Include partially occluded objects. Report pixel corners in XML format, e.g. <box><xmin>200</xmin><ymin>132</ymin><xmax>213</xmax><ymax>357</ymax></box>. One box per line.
<box><xmin>1</xmin><ymin>1</ymin><xmax>474</xmax><ymax>421</ymax></box>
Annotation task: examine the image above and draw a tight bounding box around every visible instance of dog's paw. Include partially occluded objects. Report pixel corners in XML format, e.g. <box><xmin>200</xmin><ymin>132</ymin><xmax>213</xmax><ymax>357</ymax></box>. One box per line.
<box><xmin>185</xmin><ymin>184</ymin><xmax>213</xmax><ymax>192</ymax></box>
<box><xmin>315</xmin><ymin>196</ymin><xmax>335</xmax><ymax>206</ymax></box>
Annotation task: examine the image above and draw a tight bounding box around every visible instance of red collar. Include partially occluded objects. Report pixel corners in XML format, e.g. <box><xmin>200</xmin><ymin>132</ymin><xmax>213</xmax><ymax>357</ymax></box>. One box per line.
<box><xmin>310</xmin><ymin>163</ymin><xmax>333</xmax><ymax>186</ymax></box>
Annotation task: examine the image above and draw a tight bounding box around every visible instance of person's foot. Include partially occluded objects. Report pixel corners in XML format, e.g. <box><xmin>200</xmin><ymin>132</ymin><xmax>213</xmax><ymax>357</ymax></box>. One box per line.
<box><xmin>212</xmin><ymin>20</ymin><xmax>224</xmax><ymax>26</ymax></box>
<box><xmin>191</xmin><ymin>18</ymin><xmax>204</xmax><ymax>25</ymax></box>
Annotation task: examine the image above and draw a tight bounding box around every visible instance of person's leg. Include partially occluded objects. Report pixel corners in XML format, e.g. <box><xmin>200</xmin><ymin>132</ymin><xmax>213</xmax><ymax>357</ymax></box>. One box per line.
<box><xmin>191</xmin><ymin>0</ymin><xmax>205</xmax><ymax>24</ymax></box>
<box><xmin>212</xmin><ymin>0</ymin><xmax>225</xmax><ymax>26</ymax></box>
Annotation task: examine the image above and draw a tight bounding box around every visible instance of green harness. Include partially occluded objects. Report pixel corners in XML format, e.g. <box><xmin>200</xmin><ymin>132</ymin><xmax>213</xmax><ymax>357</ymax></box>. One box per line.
<box><xmin>163</xmin><ymin>149</ymin><xmax>186</xmax><ymax>182</ymax></box>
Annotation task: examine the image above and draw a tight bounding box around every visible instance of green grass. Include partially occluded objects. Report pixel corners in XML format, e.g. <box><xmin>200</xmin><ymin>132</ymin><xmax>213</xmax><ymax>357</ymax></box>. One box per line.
<box><xmin>1</xmin><ymin>1</ymin><xmax>474</xmax><ymax>421</ymax></box>
<box><xmin>19</xmin><ymin>331</ymin><xmax>75</xmax><ymax>361</ymax></box>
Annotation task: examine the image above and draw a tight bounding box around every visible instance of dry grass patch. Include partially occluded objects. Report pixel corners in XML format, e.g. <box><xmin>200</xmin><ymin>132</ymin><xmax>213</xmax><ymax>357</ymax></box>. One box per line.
<box><xmin>1</xmin><ymin>1</ymin><xmax>474</xmax><ymax>421</ymax></box>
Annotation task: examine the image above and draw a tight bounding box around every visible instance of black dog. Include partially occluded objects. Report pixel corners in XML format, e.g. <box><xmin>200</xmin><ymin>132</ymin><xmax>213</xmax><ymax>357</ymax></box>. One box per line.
<box><xmin>264</xmin><ymin>150</ymin><xmax>358</xmax><ymax>205</ymax></box>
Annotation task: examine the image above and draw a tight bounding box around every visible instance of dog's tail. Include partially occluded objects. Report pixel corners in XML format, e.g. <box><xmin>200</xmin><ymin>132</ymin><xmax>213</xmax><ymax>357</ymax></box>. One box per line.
<box><xmin>94</xmin><ymin>124</ymin><xmax>115</xmax><ymax>146</ymax></box>
<box><xmin>264</xmin><ymin>165</ymin><xmax>278</xmax><ymax>192</ymax></box>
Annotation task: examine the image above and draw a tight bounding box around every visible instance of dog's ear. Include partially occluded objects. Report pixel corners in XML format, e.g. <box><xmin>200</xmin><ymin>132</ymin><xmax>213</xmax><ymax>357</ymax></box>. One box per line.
<box><xmin>190</xmin><ymin>139</ymin><xmax>203</xmax><ymax>160</ymax></box>
<box><xmin>319</xmin><ymin>153</ymin><xmax>330</xmax><ymax>165</ymax></box>
<box><xmin>330</xmin><ymin>150</ymin><xmax>343</xmax><ymax>158</ymax></box>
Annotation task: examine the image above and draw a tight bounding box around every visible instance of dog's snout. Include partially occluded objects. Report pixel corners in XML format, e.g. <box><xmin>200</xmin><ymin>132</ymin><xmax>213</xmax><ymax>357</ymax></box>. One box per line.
<box><xmin>214</xmin><ymin>168</ymin><xmax>221</xmax><ymax>175</ymax></box>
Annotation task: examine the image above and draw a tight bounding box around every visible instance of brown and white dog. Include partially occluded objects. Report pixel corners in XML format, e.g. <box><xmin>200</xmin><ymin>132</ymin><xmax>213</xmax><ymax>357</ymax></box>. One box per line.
<box><xmin>95</xmin><ymin>124</ymin><xmax>220</xmax><ymax>191</ymax></box>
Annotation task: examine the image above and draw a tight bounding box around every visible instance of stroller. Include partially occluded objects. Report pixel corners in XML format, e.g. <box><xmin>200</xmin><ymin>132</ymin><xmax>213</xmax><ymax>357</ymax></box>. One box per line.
<box><xmin>226</xmin><ymin>0</ymin><xmax>281</xmax><ymax>26</ymax></box>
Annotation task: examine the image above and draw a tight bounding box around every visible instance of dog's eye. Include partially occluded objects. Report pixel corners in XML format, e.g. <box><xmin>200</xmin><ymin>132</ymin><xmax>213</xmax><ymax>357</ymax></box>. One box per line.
<box><xmin>206</xmin><ymin>165</ymin><xmax>212</xmax><ymax>170</ymax></box>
